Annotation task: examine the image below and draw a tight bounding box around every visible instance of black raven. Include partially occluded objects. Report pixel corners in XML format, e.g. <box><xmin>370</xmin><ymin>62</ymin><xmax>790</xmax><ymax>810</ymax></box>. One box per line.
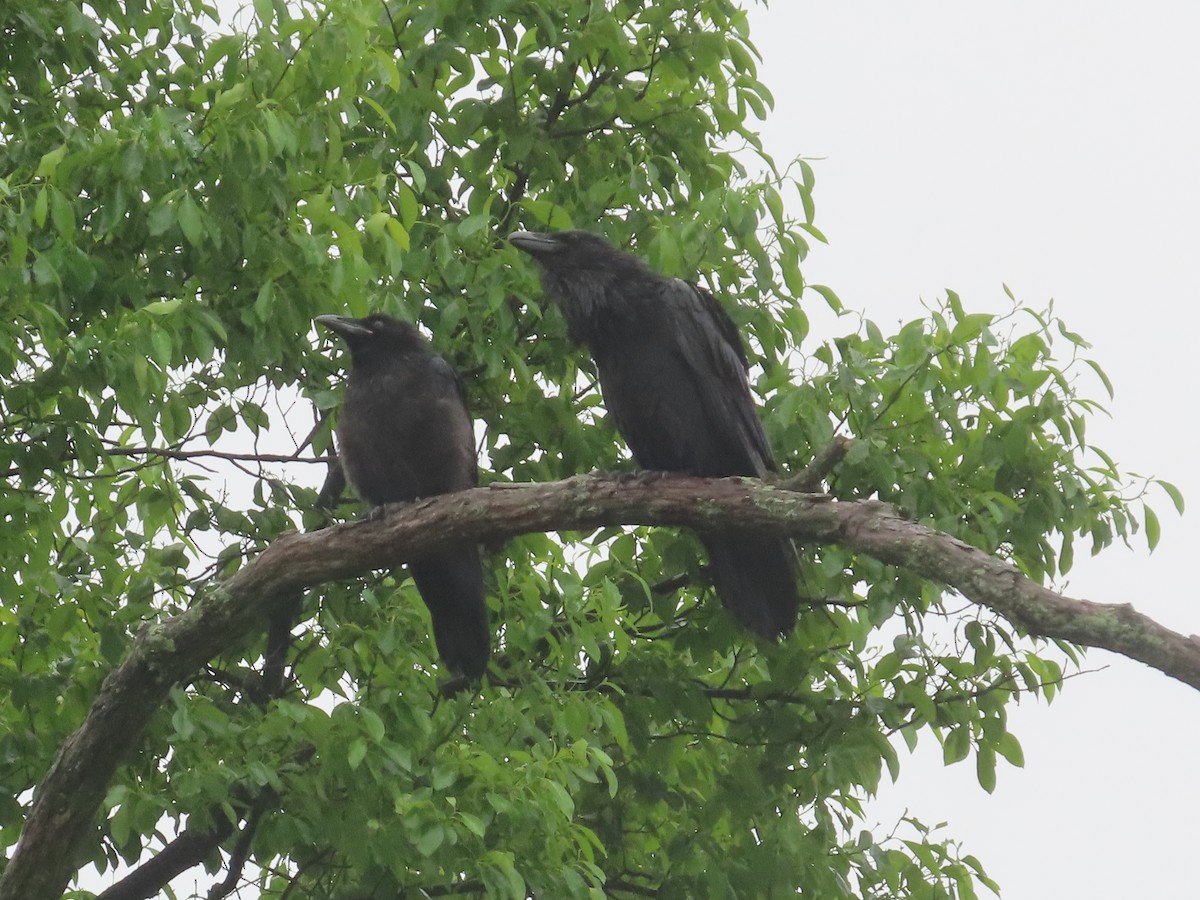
<box><xmin>507</xmin><ymin>230</ymin><xmax>799</xmax><ymax>640</ymax></box>
<box><xmin>315</xmin><ymin>313</ymin><xmax>490</xmax><ymax>678</ymax></box>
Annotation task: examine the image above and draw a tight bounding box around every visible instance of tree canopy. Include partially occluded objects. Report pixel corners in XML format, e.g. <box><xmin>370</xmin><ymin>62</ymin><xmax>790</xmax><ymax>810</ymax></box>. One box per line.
<box><xmin>0</xmin><ymin>1</ymin><xmax>1184</xmax><ymax>898</ymax></box>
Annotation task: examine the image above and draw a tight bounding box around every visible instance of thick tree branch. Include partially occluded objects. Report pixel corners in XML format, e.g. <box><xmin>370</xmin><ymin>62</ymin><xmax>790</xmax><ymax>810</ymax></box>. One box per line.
<box><xmin>95</xmin><ymin>814</ymin><xmax>233</xmax><ymax>900</ymax></box>
<box><xmin>3</xmin><ymin>473</ymin><xmax>1197</xmax><ymax>900</ymax></box>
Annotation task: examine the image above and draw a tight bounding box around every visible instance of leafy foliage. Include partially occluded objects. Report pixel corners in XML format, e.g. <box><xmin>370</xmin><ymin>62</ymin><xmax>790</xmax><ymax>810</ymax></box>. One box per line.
<box><xmin>0</xmin><ymin>0</ymin><xmax>1176</xmax><ymax>897</ymax></box>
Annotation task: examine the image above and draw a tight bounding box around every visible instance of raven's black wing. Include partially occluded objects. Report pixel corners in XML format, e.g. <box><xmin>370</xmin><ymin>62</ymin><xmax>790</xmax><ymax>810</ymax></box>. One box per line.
<box><xmin>427</xmin><ymin>353</ymin><xmax>480</xmax><ymax>489</ymax></box>
<box><xmin>589</xmin><ymin>276</ymin><xmax>774</xmax><ymax>478</ymax></box>
<box><xmin>658</xmin><ymin>278</ymin><xmax>775</xmax><ymax>477</ymax></box>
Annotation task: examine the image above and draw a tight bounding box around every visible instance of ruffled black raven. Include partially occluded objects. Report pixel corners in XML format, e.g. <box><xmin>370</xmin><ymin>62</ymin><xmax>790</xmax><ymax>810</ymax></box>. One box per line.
<box><xmin>316</xmin><ymin>313</ymin><xmax>490</xmax><ymax>677</ymax></box>
<box><xmin>507</xmin><ymin>230</ymin><xmax>799</xmax><ymax>639</ymax></box>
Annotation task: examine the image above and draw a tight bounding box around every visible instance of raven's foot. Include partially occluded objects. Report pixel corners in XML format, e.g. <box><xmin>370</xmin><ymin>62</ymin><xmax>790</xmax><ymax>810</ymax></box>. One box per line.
<box><xmin>363</xmin><ymin>502</ymin><xmax>411</xmax><ymax>522</ymax></box>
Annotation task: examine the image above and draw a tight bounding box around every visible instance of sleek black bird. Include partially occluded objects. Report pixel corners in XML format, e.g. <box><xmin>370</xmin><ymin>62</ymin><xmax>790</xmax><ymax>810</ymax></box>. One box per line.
<box><xmin>507</xmin><ymin>229</ymin><xmax>800</xmax><ymax>640</ymax></box>
<box><xmin>315</xmin><ymin>313</ymin><xmax>489</xmax><ymax>678</ymax></box>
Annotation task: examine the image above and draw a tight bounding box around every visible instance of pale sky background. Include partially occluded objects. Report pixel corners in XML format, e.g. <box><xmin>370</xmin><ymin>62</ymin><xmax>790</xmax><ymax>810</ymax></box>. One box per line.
<box><xmin>746</xmin><ymin>3</ymin><xmax>1200</xmax><ymax>897</ymax></box>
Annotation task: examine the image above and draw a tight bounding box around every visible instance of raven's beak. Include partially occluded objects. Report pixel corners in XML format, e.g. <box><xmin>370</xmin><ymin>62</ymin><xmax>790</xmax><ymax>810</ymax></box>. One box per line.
<box><xmin>315</xmin><ymin>314</ymin><xmax>373</xmax><ymax>338</ymax></box>
<box><xmin>507</xmin><ymin>230</ymin><xmax>560</xmax><ymax>255</ymax></box>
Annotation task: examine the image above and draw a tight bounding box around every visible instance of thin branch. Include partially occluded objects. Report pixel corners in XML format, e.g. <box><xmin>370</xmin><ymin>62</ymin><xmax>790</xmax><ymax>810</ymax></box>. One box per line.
<box><xmin>0</xmin><ymin>445</ymin><xmax>329</xmax><ymax>480</ymax></box>
<box><xmin>101</xmin><ymin>446</ymin><xmax>329</xmax><ymax>465</ymax></box>
<box><xmin>291</xmin><ymin>409</ymin><xmax>332</xmax><ymax>458</ymax></box>
<box><xmin>778</xmin><ymin>435</ymin><xmax>853</xmax><ymax>492</ymax></box>
<box><xmin>206</xmin><ymin>798</ymin><xmax>267</xmax><ymax>900</ymax></box>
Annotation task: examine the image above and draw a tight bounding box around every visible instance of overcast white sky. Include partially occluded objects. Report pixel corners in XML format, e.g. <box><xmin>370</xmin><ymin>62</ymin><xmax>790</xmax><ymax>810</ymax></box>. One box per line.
<box><xmin>746</xmin><ymin>3</ymin><xmax>1200</xmax><ymax>897</ymax></box>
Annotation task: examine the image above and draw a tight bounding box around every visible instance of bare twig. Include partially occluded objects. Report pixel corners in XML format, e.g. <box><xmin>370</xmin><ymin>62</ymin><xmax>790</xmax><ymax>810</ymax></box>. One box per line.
<box><xmin>206</xmin><ymin>799</ymin><xmax>268</xmax><ymax>900</ymax></box>
<box><xmin>778</xmin><ymin>435</ymin><xmax>854</xmax><ymax>492</ymax></box>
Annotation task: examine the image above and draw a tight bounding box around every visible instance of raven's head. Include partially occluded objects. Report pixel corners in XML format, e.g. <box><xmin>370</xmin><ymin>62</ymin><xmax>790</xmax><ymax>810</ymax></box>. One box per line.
<box><xmin>508</xmin><ymin>230</ymin><xmax>652</xmax><ymax>342</ymax></box>
<box><xmin>315</xmin><ymin>313</ymin><xmax>426</xmax><ymax>367</ymax></box>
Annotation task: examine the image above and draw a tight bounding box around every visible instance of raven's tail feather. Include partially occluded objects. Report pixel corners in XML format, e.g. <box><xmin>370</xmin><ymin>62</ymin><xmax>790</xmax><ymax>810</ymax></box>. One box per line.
<box><xmin>700</xmin><ymin>531</ymin><xmax>800</xmax><ymax>640</ymax></box>
<box><xmin>410</xmin><ymin>544</ymin><xmax>490</xmax><ymax>679</ymax></box>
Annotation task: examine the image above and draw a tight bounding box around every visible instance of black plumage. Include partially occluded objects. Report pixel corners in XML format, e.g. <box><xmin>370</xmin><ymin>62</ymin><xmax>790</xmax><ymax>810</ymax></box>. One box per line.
<box><xmin>315</xmin><ymin>313</ymin><xmax>489</xmax><ymax>678</ymax></box>
<box><xmin>507</xmin><ymin>229</ymin><xmax>799</xmax><ymax>640</ymax></box>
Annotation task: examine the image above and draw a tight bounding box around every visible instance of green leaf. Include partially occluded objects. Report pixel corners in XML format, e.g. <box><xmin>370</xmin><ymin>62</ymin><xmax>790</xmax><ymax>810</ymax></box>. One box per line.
<box><xmin>1056</xmin><ymin>319</ymin><xmax>1091</xmax><ymax>348</ymax></box>
<box><xmin>33</xmin><ymin>187</ymin><xmax>48</xmax><ymax>227</ymax></box>
<box><xmin>254</xmin><ymin>0</ymin><xmax>274</xmax><ymax>27</ymax></box>
<box><xmin>204</xmin><ymin>404</ymin><xmax>237</xmax><ymax>444</ymax></box>
<box><xmin>49</xmin><ymin>187</ymin><xmax>76</xmax><ymax>236</ymax></box>
<box><xmin>522</xmin><ymin>198</ymin><xmax>574</xmax><ymax>230</ymax></box>
<box><xmin>177</xmin><ymin>194</ymin><xmax>204</xmax><ymax>246</ymax></box>
<box><xmin>361</xmin><ymin>708</ymin><xmax>385</xmax><ymax>742</ymax></box>
<box><xmin>975</xmin><ymin>744</ymin><xmax>996</xmax><ymax>793</ymax></box>
<box><xmin>951</xmin><ymin>313</ymin><xmax>993</xmax><ymax>343</ymax></box>
<box><xmin>1084</xmin><ymin>358</ymin><xmax>1115</xmax><ymax>400</ymax></box>
<box><xmin>254</xmin><ymin>281</ymin><xmax>275</xmax><ymax>320</ymax></box>
<box><xmin>806</xmin><ymin>283</ymin><xmax>843</xmax><ymax>312</ymax></box>
<box><xmin>212</xmin><ymin>81</ymin><xmax>249</xmax><ymax>111</ymax></box>
<box><xmin>149</xmin><ymin>327</ymin><xmax>172</xmax><ymax>367</ymax></box>
<box><xmin>943</xmin><ymin>727</ymin><xmax>971</xmax><ymax>765</ymax></box>
<box><xmin>385</xmin><ymin>217</ymin><xmax>410</xmax><ymax>251</ymax></box>
<box><xmin>459</xmin><ymin>811</ymin><xmax>487</xmax><ymax>838</ymax></box>
<box><xmin>143</xmin><ymin>299</ymin><xmax>183</xmax><ymax>316</ymax></box>
<box><xmin>1144</xmin><ymin>504</ymin><xmax>1161</xmax><ymax>551</ymax></box>
<box><xmin>460</xmin><ymin>211</ymin><xmax>490</xmax><ymax>238</ymax></box>
<box><xmin>365</xmin><ymin>211</ymin><xmax>391</xmax><ymax>238</ymax></box>
<box><xmin>995</xmin><ymin>732</ymin><xmax>1025</xmax><ymax>768</ymax></box>
<box><xmin>1157</xmin><ymin>479</ymin><xmax>1185</xmax><ymax>514</ymax></box>
<box><xmin>397</xmin><ymin>183</ymin><xmax>420</xmax><ymax>227</ymax></box>
<box><xmin>545</xmin><ymin>781</ymin><xmax>575</xmax><ymax>819</ymax></box>
<box><xmin>416</xmin><ymin>824</ymin><xmax>445</xmax><ymax>857</ymax></box>
<box><xmin>147</xmin><ymin>201</ymin><xmax>175</xmax><ymax>236</ymax></box>
<box><xmin>347</xmin><ymin>738</ymin><xmax>367</xmax><ymax>770</ymax></box>
<box><xmin>35</xmin><ymin>144</ymin><xmax>68</xmax><ymax>178</ymax></box>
